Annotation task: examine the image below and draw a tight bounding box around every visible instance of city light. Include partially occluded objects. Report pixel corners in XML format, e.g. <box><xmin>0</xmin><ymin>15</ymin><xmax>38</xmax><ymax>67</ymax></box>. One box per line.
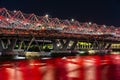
<box><xmin>89</xmin><ymin>22</ymin><xmax>92</xmax><ymax>25</ymax></box>
<box><xmin>13</xmin><ymin>10</ymin><xmax>17</xmax><ymax>13</ymax></box>
<box><xmin>103</xmin><ymin>25</ymin><xmax>106</xmax><ymax>28</ymax></box>
<box><xmin>45</xmin><ymin>14</ymin><xmax>49</xmax><ymax>18</ymax></box>
<box><xmin>71</xmin><ymin>19</ymin><xmax>75</xmax><ymax>22</ymax></box>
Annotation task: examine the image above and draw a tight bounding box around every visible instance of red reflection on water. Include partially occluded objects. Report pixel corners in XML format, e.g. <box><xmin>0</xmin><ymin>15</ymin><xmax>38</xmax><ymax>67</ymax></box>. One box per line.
<box><xmin>66</xmin><ymin>56</ymin><xmax>84</xmax><ymax>80</ymax></box>
<box><xmin>100</xmin><ymin>55</ymin><xmax>111</xmax><ymax>80</ymax></box>
<box><xmin>83</xmin><ymin>56</ymin><xmax>98</xmax><ymax>80</ymax></box>
<box><xmin>0</xmin><ymin>64</ymin><xmax>9</xmax><ymax>80</ymax></box>
<box><xmin>111</xmin><ymin>54</ymin><xmax>120</xmax><ymax>80</ymax></box>
<box><xmin>54</xmin><ymin>58</ymin><xmax>68</xmax><ymax>80</ymax></box>
<box><xmin>0</xmin><ymin>54</ymin><xmax>120</xmax><ymax>80</ymax></box>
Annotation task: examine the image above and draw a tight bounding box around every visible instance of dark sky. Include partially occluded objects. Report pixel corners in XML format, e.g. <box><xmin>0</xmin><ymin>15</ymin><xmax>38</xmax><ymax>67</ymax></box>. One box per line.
<box><xmin>0</xmin><ymin>0</ymin><xmax>120</xmax><ymax>27</ymax></box>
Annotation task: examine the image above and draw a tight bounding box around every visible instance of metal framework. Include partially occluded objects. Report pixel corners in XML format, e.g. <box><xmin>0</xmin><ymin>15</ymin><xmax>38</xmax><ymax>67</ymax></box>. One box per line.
<box><xmin>0</xmin><ymin>8</ymin><xmax>120</xmax><ymax>35</ymax></box>
<box><xmin>0</xmin><ymin>8</ymin><xmax>120</xmax><ymax>52</ymax></box>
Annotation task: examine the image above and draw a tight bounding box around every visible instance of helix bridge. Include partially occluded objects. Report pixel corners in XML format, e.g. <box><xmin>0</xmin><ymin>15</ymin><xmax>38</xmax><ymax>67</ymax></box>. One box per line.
<box><xmin>0</xmin><ymin>8</ymin><xmax>119</xmax><ymax>58</ymax></box>
<box><xmin>0</xmin><ymin>8</ymin><xmax>120</xmax><ymax>80</ymax></box>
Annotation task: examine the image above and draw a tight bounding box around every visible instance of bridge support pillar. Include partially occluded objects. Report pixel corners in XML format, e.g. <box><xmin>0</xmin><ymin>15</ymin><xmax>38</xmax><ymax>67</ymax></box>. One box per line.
<box><xmin>101</xmin><ymin>43</ymin><xmax>107</xmax><ymax>49</ymax></box>
<box><xmin>61</xmin><ymin>40</ymin><xmax>70</xmax><ymax>50</ymax></box>
<box><xmin>26</xmin><ymin>38</ymin><xmax>35</xmax><ymax>51</ymax></box>
<box><xmin>18</xmin><ymin>40</ymin><xmax>24</xmax><ymax>50</ymax></box>
<box><xmin>52</xmin><ymin>40</ymin><xmax>59</xmax><ymax>51</ymax></box>
<box><xmin>105</xmin><ymin>43</ymin><xmax>111</xmax><ymax>49</ymax></box>
<box><xmin>52</xmin><ymin>39</ymin><xmax>71</xmax><ymax>51</ymax></box>
<box><xmin>0</xmin><ymin>39</ymin><xmax>5</xmax><ymax>52</ymax></box>
<box><xmin>92</xmin><ymin>41</ymin><xmax>98</xmax><ymax>50</ymax></box>
<box><xmin>70</xmin><ymin>40</ymin><xmax>78</xmax><ymax>50</ymax></box>
<box><xmin>91</xmin><ymin>41</ymin><xmax>112</xmax><ymax>50</ymax></box>
<box><xmin>96</xmin><ymin>42</ymin><xmax>107</xmax><ymax>50</ymax></box>
<box><xmin>5</xmin><ymin>39</ymin><xmax>17</xmax><ymax>52</ymax></box>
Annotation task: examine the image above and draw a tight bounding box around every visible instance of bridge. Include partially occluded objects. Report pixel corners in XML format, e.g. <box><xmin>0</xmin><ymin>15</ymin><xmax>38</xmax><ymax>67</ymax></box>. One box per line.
<box><xmin>0</xmin><ymin>8</ymin><xmax>120</xmax><ymax>53</ymax></box>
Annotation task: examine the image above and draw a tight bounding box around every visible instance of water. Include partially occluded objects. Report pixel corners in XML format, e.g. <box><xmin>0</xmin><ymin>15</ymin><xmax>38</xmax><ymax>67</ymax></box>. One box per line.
<box><xmin>0</xmin><ymin>54</ymin><xmax>120</xmax><ymax>80</ymax></box>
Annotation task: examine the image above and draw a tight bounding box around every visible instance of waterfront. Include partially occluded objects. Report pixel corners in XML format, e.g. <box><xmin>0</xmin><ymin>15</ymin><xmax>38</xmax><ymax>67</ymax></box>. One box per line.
<box><xmin>0</xmin><ymin>54</ymin><xmax>120</xmax><ymax>80</ymax></box>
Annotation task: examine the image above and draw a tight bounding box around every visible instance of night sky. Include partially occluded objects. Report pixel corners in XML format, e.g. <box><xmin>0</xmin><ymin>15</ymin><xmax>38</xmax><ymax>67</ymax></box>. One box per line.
<box><xmin>0</xmin><ymin>0</ymin><xmax>120</xmax><ymax>27</ymax></box>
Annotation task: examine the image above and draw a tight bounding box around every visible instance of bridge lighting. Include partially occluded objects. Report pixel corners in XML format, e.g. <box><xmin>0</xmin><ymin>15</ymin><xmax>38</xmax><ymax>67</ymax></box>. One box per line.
<box><xmin>62</xmin><ymin>57</ymin><xmax>67</xmax><ymax>59</ymax></box>
<box><xmin>13</xmin><ymin>10</ymin><xmax>17</xmax><ymax>13</ymax></box>
<box><xmin>57</xmin><ymin>44</ymin><xmax>60</xmax><ymax>47</ymax></box>
<box><xmin>36</xmin><ymin>23</ymin><xmax>41</xmax><ymax>26</ymax></box>
<box><xmin>89</xmin><ymin>22</ymin><xmax>92</xmax><ymax>25</ymax></box>
<box><xmin>103</xmin><ymin>25</ymin><xmax>106</xmax><ymax>28</ymax></box>
<box><xmin>71</xmin><ymin>19</ymin><xmax>75</xmax><ymax>22</ymax></box>
<box><xmin>45</xmin><ymin>14</ymin><xmax>49</xmax><ymax>18</ymax></box>
<box><xmin>6</xmin><ymin>18</ymin><xmax>9</xmax><ymax>21</ymax></box>
<box><xmin>41</xmin><ymin>27</ymin><xmax>45</xmax><ymax>29</ymax></box>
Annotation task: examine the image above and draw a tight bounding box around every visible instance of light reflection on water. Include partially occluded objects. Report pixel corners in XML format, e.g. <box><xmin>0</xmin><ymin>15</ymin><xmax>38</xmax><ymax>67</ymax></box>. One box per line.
<box><xmin>0</xmin><ymin>54</ymin><xmax>120</xmax><ymax>80</ymax></box>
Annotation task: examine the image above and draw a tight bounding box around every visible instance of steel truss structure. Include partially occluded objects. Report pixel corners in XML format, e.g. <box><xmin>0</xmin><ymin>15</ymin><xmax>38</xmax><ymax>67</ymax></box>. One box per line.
<box><xmin>0</xmin><ymin>8</ymin><xmax>120</xmax><ymax>52</ymax></box>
